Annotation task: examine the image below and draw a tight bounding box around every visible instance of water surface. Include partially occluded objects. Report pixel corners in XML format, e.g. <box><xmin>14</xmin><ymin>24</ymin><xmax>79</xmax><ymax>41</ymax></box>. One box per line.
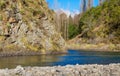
<box><xmin>0</xmin><ymin>50</ymin><xmax>120</xmax><ymax>69</ymax></box>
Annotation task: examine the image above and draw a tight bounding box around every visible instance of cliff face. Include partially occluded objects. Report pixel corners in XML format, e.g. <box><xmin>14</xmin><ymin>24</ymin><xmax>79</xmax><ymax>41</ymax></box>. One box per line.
<box><xmin>0</xmin><ymin>0</ymin><xmax>66</xmax><ymax>56</ymax></box>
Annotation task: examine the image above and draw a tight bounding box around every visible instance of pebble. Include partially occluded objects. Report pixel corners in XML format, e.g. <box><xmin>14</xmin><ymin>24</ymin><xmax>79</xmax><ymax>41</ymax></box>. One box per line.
<box><xmin>0</xmin><ymin>64</ymin><xmax>120</xmax><ymax>76</ymax></box>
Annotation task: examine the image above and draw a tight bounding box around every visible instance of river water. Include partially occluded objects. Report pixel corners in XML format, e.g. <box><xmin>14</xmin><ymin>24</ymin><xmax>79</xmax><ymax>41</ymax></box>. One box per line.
<box><xmin>0</xmin><ymin>50</ymin><xmax>120</xmax><ymax>69</ymax></box>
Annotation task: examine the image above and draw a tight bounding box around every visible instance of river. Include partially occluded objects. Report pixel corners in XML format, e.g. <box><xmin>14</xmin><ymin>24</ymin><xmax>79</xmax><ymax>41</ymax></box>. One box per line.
<box><xmin>0</xmin><ymin>50</ymin><xmax>120</xmax><ymax>69</ymax></box>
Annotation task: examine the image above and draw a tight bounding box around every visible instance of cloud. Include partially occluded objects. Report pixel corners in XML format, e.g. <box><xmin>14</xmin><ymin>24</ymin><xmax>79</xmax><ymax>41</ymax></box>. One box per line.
<box><xmin>60</xmin><ymin>9</ymin><xmax>71</xmax><ymax>17</ymax></box>
<box><xmin>53</xmin><ymin>0</ymin><xmax>80</xmax><ymax>18</ymax></box>
<box><xmin>55</xmin><ymin>9</ymin><xmax>80</xmax><ymax>18</ymax></box>
<box><xmin>71</xmin><ymin>10</ymin><xmax>80</xmax><ymax>17</ymax></box>
<box><xmin>55</xmin><ymin>9</ymin><xmax>70</xmax><ymax>17</ymax></box>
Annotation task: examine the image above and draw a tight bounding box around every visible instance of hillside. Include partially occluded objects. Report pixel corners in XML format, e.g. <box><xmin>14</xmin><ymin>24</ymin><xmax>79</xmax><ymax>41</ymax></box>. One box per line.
<box><xmin>68</xmin><ymin>0</ymin><xmax>120</xmax><ymax>51</ymax></box>
<box><xmin>0</xmin><ymin>0</ymin><xmax>66</xmax><ymax>56</ymax></box>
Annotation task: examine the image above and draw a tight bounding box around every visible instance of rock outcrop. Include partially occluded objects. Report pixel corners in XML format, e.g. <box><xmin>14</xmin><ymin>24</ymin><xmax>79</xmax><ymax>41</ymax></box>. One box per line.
<box><xmin>0</xmin><ymin>0</ymin><xmax>66</xmax><ymax>56</ymax></box>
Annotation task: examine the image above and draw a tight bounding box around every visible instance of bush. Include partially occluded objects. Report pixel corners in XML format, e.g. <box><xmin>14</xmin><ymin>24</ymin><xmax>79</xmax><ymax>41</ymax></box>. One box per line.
<box><xmin>68</xmin><ymin>24</ymin><xmax>79</xmax><ymax>39</ymax></box>
<box><xmin>79</xmin><ymin>0</ymin><xmax>120</xmax><ymax>43</ymax></box>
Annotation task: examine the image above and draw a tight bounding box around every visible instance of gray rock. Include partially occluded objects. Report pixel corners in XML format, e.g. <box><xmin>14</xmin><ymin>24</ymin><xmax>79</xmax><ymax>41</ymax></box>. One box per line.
<box><xmin>0</xmin><ymin>0</ymin><xmax>66</xmax><ymax>56</ymax></box>
<box><xmin>0</xmin><ymin>64</ymin><xmax>120</xmax><ymax>76</ymax></box>
<box><xmin>14</xmin><ymin>65</ymin><xmax>25</xmax><ymax>75</ymax></box>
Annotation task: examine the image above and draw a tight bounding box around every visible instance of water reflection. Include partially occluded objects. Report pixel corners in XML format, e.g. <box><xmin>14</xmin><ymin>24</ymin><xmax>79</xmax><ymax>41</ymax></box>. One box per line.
<box><xmin>0</xmin><ymin>54</ymin><xmax>65</xmax><ymax>69</ymax></box>
<box><xmin>0</xmin><ymin>50</ymin><xmax>120</xmax><ymax>69</ymax></box>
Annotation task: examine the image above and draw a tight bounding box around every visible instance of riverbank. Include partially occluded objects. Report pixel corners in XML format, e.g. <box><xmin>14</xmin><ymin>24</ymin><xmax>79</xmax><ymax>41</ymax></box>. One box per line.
<box><xmin>67</xmin><ymin>43</ymin><xmax>120</xmax><ymax>52</ymax></box>
<box><xmin>0</xmin><ymin>64</ymin><xmax>120</xmax><ymax>76</ymax></box>
<box><xmin>0</xmin><ymin>50</ymin><xmax>67</xmax><ymax>57</ymax></box>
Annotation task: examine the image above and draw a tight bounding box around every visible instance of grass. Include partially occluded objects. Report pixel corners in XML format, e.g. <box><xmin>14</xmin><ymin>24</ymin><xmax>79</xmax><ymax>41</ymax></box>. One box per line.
<box><xmin>26</xmin><ymin>44</ymin><xmax>39</xmax><ymax>51</ymax></box>
<box><xmin>0</xmin><ymin>14</ymin><xmax>3</xmax><ymax>21</ymax></box>
<box><xmin>5</xmin><ymin>44</ymin><xmax>15</xmax><ymax>49</ymax></box>
<box><xmin>0</xmin><ymin>36</ymin><xmax>5</xmax><ymax>41</ymax></box>
<box><xmin>0</xmin><ymin>0</ymin><xmax>6</xmax><ymax>10</ymax></box>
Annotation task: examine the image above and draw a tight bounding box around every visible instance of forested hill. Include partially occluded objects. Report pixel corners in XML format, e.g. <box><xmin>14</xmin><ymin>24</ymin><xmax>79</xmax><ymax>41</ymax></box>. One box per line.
<box><xmin>0</xmin><ymin>0</ymin><xmax>66</xmax><ymax>56</ymax></box>
<box><xmin>69</xmin><ymin>0</ymin><xmax>120</xmax><ymax>50</ymax></box>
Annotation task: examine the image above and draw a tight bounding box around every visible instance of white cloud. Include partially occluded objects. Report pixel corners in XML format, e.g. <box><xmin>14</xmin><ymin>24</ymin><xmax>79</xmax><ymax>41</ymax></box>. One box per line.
<box><xmin>54</xmin><ymin>9</ymin><xmax>70</xmax><ymax>17</ymax></box>
<box><xmin>71</xmin><ymin>10</ymin><xmax>80</xmax><ymax>18</ymax></box>
<box><xmin>52</xmin><ymin>0</ymin><xmax>80</xmax><ymax>18</ymax></box>
<box><xmin>60</xmin><ymin>9</ymin><xmax>71</xmax><ymax>17</ymax></box>
<box><xmin>55</xmin><ymin>9</ymin><xmax>80</xmax><ymax>18</ymax></box>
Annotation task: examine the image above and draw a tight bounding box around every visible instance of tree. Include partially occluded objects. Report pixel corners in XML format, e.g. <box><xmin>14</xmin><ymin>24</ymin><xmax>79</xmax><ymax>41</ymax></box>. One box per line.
<box><xmin>81</xmin><ymin>0</ymin><xmax>87</xmax><ymax>12</ymax></box>
<box><xmin>73</xmin><ymin>14</ymin><xmax>81</xmax><ymax>26</ymax></box>
<box><xmin>69</xmin><ymin>15</ymin><xmax>73</xmax><ymax>25</ymax></box>
<box><xmin>87</xmin><ymin>0</ymin><xmax>93</xmax><ymax>9</ymax></box>
<box><xmin>68</xmin><ymin>24</ymin><xmax>79</xmax><ymax>39</ymax></box>
<box><xmin>79</xmin><ymin>0</ymin><xmax>120</xmax><ymax>43</ymax></box>
<box><xmin>81</xmin><ymin>0</ymin><xmax>94</xmax><ymax>12</ymax></box>
<box><xmin>59</xmin><ymin>13</ymin><xmax>68</xmax><ymax>40</ymax></box>
<box><xmin>99</xmin><ymin>0</ymin><xmax>102</xmax><ymax>5</ymax></box>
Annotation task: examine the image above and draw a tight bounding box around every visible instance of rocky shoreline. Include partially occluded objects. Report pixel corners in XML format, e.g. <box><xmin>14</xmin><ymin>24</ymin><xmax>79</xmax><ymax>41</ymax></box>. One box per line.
<box><xmin>0</xmin><ymin>64</ymin><xmax>120</xmax><ymax>76</ymax></box>
<box><xmin>0</xmin><ymin>50</ymin><xmax>67</xmax><ymax>57</ymax></box>
<box><xmin>67</xmin><ymin>43</ymin><xmax>120</xmax><ymax>52</ymax></box>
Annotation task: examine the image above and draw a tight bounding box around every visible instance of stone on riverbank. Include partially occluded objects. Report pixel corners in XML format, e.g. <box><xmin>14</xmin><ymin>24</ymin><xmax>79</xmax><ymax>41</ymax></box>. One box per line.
<box><xmin>0</xmin><ymin>64</ymin><xmax>120</xmax><ymax>76</ymax></box>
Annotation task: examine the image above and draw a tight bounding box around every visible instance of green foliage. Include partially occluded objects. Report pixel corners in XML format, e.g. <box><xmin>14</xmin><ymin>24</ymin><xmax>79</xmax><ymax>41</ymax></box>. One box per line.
<box><xmin>0</xmin><ymin>14</ymin><xmax>3</xmax><ymax>21</ymax></box>
<box><xmin>79</xmin><ymin>0</ymin><xmax>120</xmax><ymax>43</ymax></box>
<box><xmin>68</xmin><ymin>24</ymin><xmax>79</xmax><ymax>39</ymax></box>
<box><xmin>0</xmin><ymin>0</ymin><xmax>6</xmax><ymax>10</ymax></box>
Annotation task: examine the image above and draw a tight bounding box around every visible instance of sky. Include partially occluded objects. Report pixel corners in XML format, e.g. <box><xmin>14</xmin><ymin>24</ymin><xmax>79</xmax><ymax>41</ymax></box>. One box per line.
<box><xmin>46</xmin><ymin>0</ymin><xmax>99</xmax><ymax>17</ymax></box>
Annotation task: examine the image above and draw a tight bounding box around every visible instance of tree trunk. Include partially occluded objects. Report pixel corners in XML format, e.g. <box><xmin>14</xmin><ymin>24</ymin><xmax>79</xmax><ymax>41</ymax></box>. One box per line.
<box><xmin>99</xmin><ymin>0</ymin><xmax>103</xmax><ymax>5</ymax></box>
<box><xmin>81</xmin><ymin>0</ymin><xmax>87</xmax><ymax>12</ymax></box>
<box><xmin>87</xmin><ymin>0</ymin><xmax>93</xmax><ymax>9</ymax></box>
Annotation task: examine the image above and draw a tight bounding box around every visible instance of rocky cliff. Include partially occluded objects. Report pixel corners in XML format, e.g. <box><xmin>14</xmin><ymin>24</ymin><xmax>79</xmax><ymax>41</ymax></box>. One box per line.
<box><xmin>0</xmin><ymin>0</ymin><xmax>66</xmax><ymax>56</ymax></box>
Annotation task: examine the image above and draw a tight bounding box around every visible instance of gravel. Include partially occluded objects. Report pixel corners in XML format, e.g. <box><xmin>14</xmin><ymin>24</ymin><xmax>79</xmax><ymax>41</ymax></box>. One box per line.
<box><xmin>0</xmin><ymin>64</ymin><xmax>120</xmax><ymax>76</ymax></box>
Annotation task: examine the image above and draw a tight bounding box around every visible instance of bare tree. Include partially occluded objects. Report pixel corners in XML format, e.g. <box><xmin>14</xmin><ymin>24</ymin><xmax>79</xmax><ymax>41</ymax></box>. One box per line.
<box><xmin>81</xmin><ymin>0</ymin><xmax>87</xmax><ymax>12</ymax></box>
<box><xmin>59</xmin><ymin>13</ymin><xmax>68</xmax><ymax>40</ymax></box>
<box><xmin>99</xmin><ymin>0</ymin><xmax>105</xmax><ymax>5</ymax></box>
<box><xmin>73</xmin><ymin>14</ymin><xmax>80</xmax><ymax>26</ymax></box>
<box><xmin>83</xmin><ymin>0</ymin><xmax>87</xmax><ymax>12</ymax></box>
<box><xmin>99</xmin><ymin>0</ymin><xmax>110</xmax><ymax>5</ymax></box>
<box><xmin>87</xmin><ymin>0</ymin><xmax>93</xmax><ymax>9</ymax></box>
